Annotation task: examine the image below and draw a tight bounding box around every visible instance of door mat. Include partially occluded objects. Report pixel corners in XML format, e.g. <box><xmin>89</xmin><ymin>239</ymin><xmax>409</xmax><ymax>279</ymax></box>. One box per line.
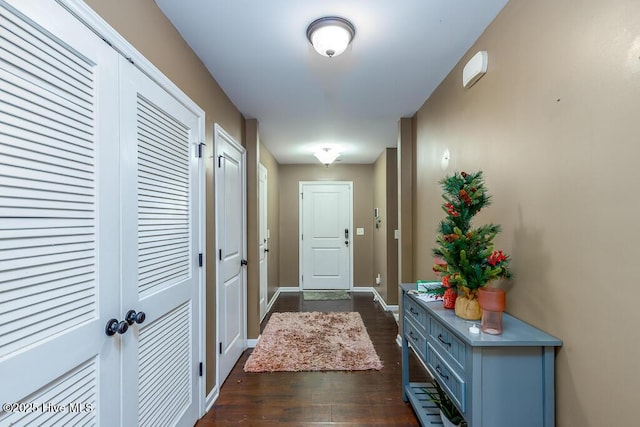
<box><xmin>244</xmin><ymin>311</ymin><xmax>383</xmax><ymax>372</ymax></box>
<box><xmin>303</xmin><ymin>291</ymin><xmax>351</xmax><ymax>301</ymax></box>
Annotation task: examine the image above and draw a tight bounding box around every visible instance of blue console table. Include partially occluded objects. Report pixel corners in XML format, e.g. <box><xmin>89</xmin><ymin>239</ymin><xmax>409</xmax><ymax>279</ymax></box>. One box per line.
<box><xmin>401</xmin><ymin>283</ymin><xmax>562</xmax><ymax>427</ymax></box>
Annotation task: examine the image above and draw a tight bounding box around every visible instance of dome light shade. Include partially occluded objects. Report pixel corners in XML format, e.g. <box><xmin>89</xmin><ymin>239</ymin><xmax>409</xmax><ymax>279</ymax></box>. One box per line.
<box><xmin>306</xmin><ymin>17</ymin><xmax>355</xmax><ymax>58</ymax></box>
<box><xmin>313</xmin><ymin>147</ymin><xmax>341</xmax><ymax>166</ymax></box>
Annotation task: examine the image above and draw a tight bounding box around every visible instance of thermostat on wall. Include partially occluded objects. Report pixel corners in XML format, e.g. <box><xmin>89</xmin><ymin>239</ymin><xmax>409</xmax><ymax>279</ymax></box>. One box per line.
<box><xmin>462</xmin><ymin>51</ymin><xmax>488</xmax><ymax>88</ymax></box>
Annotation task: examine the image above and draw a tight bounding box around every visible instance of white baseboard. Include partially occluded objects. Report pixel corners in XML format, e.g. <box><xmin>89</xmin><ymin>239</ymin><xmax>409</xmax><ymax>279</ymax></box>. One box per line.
<box><xmin>278</xmin><ymin>286</ymin><xmax>301</xmax><ymax>292</ymax></box>
<box><xmin>205</xmin><ymin>387</ymin><xmax>219</xmax><ymax>414</ymax></box>
<box><xmin>369</xmin><ymin>287</ymin><xmax>399</xmax><ymax>313</ymax></box>
<box><xmin>246</xmin><ymin>336</ymin><xmax>260</xmax><ymax>348</ymax></box>
<box><xmin>266</xmin><ymin>288</ymin><xmax>281</xmax><ymax>313</ymax></box>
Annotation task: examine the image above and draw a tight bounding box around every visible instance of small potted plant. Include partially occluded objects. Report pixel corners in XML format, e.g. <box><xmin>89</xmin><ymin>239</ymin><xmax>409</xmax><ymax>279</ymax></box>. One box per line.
<box><xmin>423</xmin><ymin>380</ymin><xmax>464</xmax><ymax>427</ymax></box>
<box><xmin>430</xmin><ymin>171</ymin><xmax>512</xmax><ymax>320</ymax></box>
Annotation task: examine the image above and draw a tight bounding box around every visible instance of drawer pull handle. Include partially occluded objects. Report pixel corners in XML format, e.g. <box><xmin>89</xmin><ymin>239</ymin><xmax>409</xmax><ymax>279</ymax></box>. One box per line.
<box><xmin>409</xmin><ymin>307</ymin><xmax>418</xmax><ymax>315</ymax></box>
<box><xmin>437</xmin><ymin>333</ymin><xmax>452</xmax><ymax>347</ymax></box>
<box><xmin>409</xmin><ymin>331</ymin><xmax>418</xmax><ymax>342</ymax></box>
<box><xmin>436</xmin><ymin>365</ymin><xmax>449</xmax><ymax>381</ymax></box>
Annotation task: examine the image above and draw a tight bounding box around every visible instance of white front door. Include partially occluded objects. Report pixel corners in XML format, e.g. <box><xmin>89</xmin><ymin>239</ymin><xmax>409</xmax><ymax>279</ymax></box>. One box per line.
<box><xmin>119</xmin><ymin>58</ymin><xmax>202</xmax><ymax>427</ymax></box>
<box><xmin>215</xmin><ymin>124</ymin><xmax>246</xmax><ymax>385</ymax></box>
<box><xmin>258</xmin><ymin>164</ymin><xmax>268</xmax><ymax>320</ymax></box>
<box><xmin>300</xmin><ymin>182</ymin><xmax>352</xmax><ymax>290</ymax></box>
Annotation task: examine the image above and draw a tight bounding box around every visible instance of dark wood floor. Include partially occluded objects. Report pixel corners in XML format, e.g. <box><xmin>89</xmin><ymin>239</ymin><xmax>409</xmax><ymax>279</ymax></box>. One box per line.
<box><xmin>196</xmin><ymin>291</ymin><xmax>429</xmax><ymax>426</ymax></box>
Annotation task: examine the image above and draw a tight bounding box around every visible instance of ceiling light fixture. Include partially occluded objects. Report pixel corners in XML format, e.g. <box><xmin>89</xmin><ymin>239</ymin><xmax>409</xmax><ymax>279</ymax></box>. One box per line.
<box><xmin>313</xmin><ymin>147</ymin><xmax>341</xmax><ymax>166</ymax></box>
<box><xmin>306</xmin><ymin>16</ymin><xmax>355</xmax><ymax>58</ymax></box>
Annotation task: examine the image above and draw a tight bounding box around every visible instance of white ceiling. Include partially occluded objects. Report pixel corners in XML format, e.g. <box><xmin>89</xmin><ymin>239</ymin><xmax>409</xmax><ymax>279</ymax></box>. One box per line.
<box><xmin>155</xmin><ymin>0</ymin><xmax>509</xmax><ymax>164</ymax></box>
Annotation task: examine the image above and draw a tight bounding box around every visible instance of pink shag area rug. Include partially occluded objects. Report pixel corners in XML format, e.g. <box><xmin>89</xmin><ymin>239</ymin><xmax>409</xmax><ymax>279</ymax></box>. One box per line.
<box><xmin>244</xmin><ymin>311</ymin><xmax>383</xmax><ymax>372</ymax></box>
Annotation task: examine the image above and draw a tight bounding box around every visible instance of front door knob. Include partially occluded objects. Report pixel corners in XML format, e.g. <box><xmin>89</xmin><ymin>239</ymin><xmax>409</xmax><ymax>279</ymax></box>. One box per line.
<box><xmin>105</xmin><ymin>318</ymin><xmax>128</xmax><ymax>336</ymax></box>
<box><xmin>125</xmin><ymin>310</ymin><xmax>146</xmax><ymax>325</ymax></box>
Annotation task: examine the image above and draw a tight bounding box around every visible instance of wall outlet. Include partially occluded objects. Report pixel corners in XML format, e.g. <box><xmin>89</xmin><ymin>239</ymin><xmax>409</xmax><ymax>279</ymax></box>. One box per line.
<box><xmin>375</xmin><ymin>274</ymin><xmax>381</xmax><ymax>285</ymax></box>
<box><xmin>356</xmin><ymin>227</ymin><xmax>365</xmax><ymax>235</ymax></box>
<box><xmin>394</xmin><ymin>229</ymin><xmax>399</xmax><ymax>239</ymax></box>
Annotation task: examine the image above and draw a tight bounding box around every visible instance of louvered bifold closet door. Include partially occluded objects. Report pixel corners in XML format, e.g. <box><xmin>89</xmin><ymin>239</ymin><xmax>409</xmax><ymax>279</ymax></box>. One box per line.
<box><xmin>0</xmin><ymin>1</ymin><xmax>120</xmax><ymax>426</ymax></box>
<box><xmin>119</xmin><ymin>58</ymin><xmax>201</xmax><ymax>427</ymax></box>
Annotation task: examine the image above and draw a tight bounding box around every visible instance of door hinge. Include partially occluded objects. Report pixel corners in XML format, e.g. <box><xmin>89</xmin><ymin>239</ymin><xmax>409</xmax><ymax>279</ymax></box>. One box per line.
<box><xmin>196</xmin><ymin>143</ymin><xmax>205</xmax><ymax>158</ymax></box>
<box><xmin>219</xmin><ymin>249</ymin><xmax>222</xmax><ymax>261</ymax></box>
<box><xmin>301</xmin><ymin>192</ymin><xmax>303</xmax><ymax>200</ymax></box>
<box><xmin>219</xmin><ymin>343</ymin><xmax>223</xmax><ymax>354</ymax></box>
<box><xmin>199</xmin><ymin>362</ymin><xmax>203</xmax><ymax>377</ymax></box>
<box><xmin>198</xmin><ymin>253</ymin><xmax>203</xmax><ymax>267</ymax></box>
<box><xmin>301</xmin><ymin>275</ymin><xmax>304</xmax><ymax>282</ymax></box>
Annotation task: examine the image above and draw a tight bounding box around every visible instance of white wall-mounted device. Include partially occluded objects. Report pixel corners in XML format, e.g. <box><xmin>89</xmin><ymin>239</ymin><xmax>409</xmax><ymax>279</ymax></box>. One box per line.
<box><xmin>462</xmin><ymin>51</ymin><xmax>488</xmax><ymax>88</ymax></box>
<box><xmin>441</xmin><ymin>149</ymin><xmax>450</xmax><ymax>171</ymax></box>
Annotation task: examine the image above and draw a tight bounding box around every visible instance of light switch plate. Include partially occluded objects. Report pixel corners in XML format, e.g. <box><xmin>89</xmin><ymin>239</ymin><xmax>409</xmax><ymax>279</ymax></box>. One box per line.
<box><xmin>356</xmin><ymin>227</ymin><xmax>365</xmax><ymax>235</ymax></box>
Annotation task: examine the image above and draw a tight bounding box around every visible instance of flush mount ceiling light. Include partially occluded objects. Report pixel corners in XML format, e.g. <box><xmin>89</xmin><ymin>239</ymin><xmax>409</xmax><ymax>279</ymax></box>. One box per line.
<box><xmin>313</xmin><ymin>147</ymin><xmax>341</xmax><ymax>166</ymax></box>
<box><xmin>306</xmin><ymin>16</ymin><xmax>355</xmax><ymax>58</ymax></box>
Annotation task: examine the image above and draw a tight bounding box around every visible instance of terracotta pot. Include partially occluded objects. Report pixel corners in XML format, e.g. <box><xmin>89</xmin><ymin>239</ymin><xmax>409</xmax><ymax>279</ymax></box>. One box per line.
<box><xmin>478</xmin><ymin>287</ymin><xmax>506</xmax><ymax>335</ymax></box>
<box><xmin>454</xmin><ymin>291</ymin><xmax>481</xmax><ymax>320</ymax></box>
<box><xmin>478</xmin><ymin>287</ymin><xmax>506</xmax><ymax>311</ymax></box>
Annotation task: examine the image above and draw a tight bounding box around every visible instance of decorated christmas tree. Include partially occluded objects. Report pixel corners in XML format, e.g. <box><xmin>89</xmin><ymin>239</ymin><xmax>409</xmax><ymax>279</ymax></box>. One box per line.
<box><xmin>431</xmin><ymin>171</ymin><xmax>511</xmax><ymax>319</ymax></box>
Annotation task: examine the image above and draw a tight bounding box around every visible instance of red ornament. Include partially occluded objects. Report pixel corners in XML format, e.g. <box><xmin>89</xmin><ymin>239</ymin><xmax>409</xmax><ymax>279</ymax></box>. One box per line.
<box><xmin>442</xmin><ymin>275</ymin><xmax>451</xmax><ymax>288</ymax></box>
<box><xmin>443</xmin><ymin>288</ymin><xmax>457</xmax><ymax>309</ymax></box>
<box><xmin>487</xmin><ymin>250</ymin><xmax>508</xmax><ymax>266</ymax></box>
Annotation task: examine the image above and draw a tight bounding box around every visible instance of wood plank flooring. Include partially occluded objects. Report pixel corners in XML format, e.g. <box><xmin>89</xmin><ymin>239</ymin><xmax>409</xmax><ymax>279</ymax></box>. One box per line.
<box><xmin>196</xmin><ymin>291</ymin><xmax>429</xmax><ymax>426</ymax></box>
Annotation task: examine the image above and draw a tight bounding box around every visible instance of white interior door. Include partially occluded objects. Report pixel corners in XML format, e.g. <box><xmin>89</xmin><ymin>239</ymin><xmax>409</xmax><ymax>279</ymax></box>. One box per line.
<box><xmin>119</xmin><ymin>58</ymin><xmax>202</xmax><ymax>427</ymax></box>
<box><xmin>215</xmin><ymin>125</ymin><xmax>246</xmax><ymax>385</ymax></box>
<box><xmin>0</xmin><ymin>1</ymin><xmax>120</xmax><ymax>425</ymax></box>
<box><xmin>300</xmin><ymin>182</ymin><xmax>352</xmax><ymax>290</ymax></box>
<box><xmin>258</xmin><ymin>164</ymin><xmax>268</xmax><ymax>320</ymax></box>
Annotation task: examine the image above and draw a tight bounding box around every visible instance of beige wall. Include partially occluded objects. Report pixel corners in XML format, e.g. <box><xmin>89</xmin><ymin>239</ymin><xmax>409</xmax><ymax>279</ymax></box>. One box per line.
<box><xmin>279</xmin><ymin>164</ymin><xmax>375</xmax><ymax>287</ymax></box>
<box><xmin>244</xmin><ymin>120</ymin><xmax>260</xmax><ymax>338</ymax></box>
<box><xmin>259</xmin><ymin>144</ymin><xmax>281</xmax><ymax>302</ymax></box>
<box><xmin>412</xmin><ymin>0</ymin><xmax>640</xmax><ymax>425</ymax></box>
<box><xmin>398</xmin><ymin>118</ymin><xmax>415</xmax><ymax>287</ymax></box>
<box><xmin>85</xmin><ymin>0</ymin><xmax>243</xmax><ymax>395</ymax></box>
<box><xmin>373</xmin><ymin>149</ymin><xmax>399</xmax><ymax>304</ymax></box>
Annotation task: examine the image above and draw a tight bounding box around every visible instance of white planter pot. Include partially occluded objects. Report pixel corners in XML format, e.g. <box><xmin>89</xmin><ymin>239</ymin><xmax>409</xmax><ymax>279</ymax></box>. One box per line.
<box><xmin>440</xmin><ymin>411</ymin><xmax>461</xmax><ymax>427</ymax></box>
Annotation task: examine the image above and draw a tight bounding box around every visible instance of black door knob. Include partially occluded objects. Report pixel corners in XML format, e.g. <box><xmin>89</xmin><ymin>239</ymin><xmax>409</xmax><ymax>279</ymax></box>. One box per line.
<box><xmin>125</xmin><ymin>310</ymin><xmax>146</xmax><ymax>325</ymax></box>
<box><xmin>240</xmin><ymin>259</ymin><xmax>248</xmax><ymax>266</ymax></box>
<box><xmin>105</xmin><ymin>318</ymin><xmax>128</xmax><ymax>336</ymax></box>
<box><xmin>264</xmin><ymin>248</ymin><xmax>270</xmax><ymax>253</ymax></box>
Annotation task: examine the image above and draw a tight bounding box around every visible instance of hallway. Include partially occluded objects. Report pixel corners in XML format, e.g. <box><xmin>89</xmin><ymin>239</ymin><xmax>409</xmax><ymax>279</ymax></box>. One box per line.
<box><xmin>197</xmin><ymin>292</ymin><xmax>428</xmax><ymax>426</ymax></box>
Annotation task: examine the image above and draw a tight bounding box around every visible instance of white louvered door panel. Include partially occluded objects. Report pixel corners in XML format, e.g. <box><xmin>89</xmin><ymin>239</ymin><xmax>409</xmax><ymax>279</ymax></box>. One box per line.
<box><xmin>0</xmin><ymin>1</ymin><xmax>120</xmax><ymax>426</ymax></box>
<box><xmin>119</xmin><ymin>57</ymin><xmax>200</xmax><ymax>427</ymax></box>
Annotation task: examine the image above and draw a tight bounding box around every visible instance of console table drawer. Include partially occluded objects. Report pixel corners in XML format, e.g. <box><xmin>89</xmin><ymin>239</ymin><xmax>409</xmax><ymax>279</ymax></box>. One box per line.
<box><xmin>404</xmin><ymin>295</ymin><xmax>427</xmax><ymax>328</ymax></box>
<box><xmin>404</xmin><ymin>317</ymin><xmax>427</xmax><ymax>360</ymax></box>
<box><xmin>429</xmin><ymin>316</ymin><xmax>466</xmax><ymax>370</ymax></box>
<box><xmin>426</xmin><ymin>343</ymin><xmax>466</xmax><ymax>412</ymax></box>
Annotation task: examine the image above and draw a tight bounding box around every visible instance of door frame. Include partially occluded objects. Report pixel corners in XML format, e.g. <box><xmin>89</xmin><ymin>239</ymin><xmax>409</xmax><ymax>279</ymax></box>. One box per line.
<box><xmin>214</xmin><ymin>123</ymin><xmax>247</xmax><ymax>391</ymax></box>
<box><xmin>258</xmin><ymin>163</ymin><xmax>268</xmax><ymax>320</ymax></box>
<box><xmin>298</xmin><ymin>181</ymin><xmax>354</xmax><ymax>290</ymax></box>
